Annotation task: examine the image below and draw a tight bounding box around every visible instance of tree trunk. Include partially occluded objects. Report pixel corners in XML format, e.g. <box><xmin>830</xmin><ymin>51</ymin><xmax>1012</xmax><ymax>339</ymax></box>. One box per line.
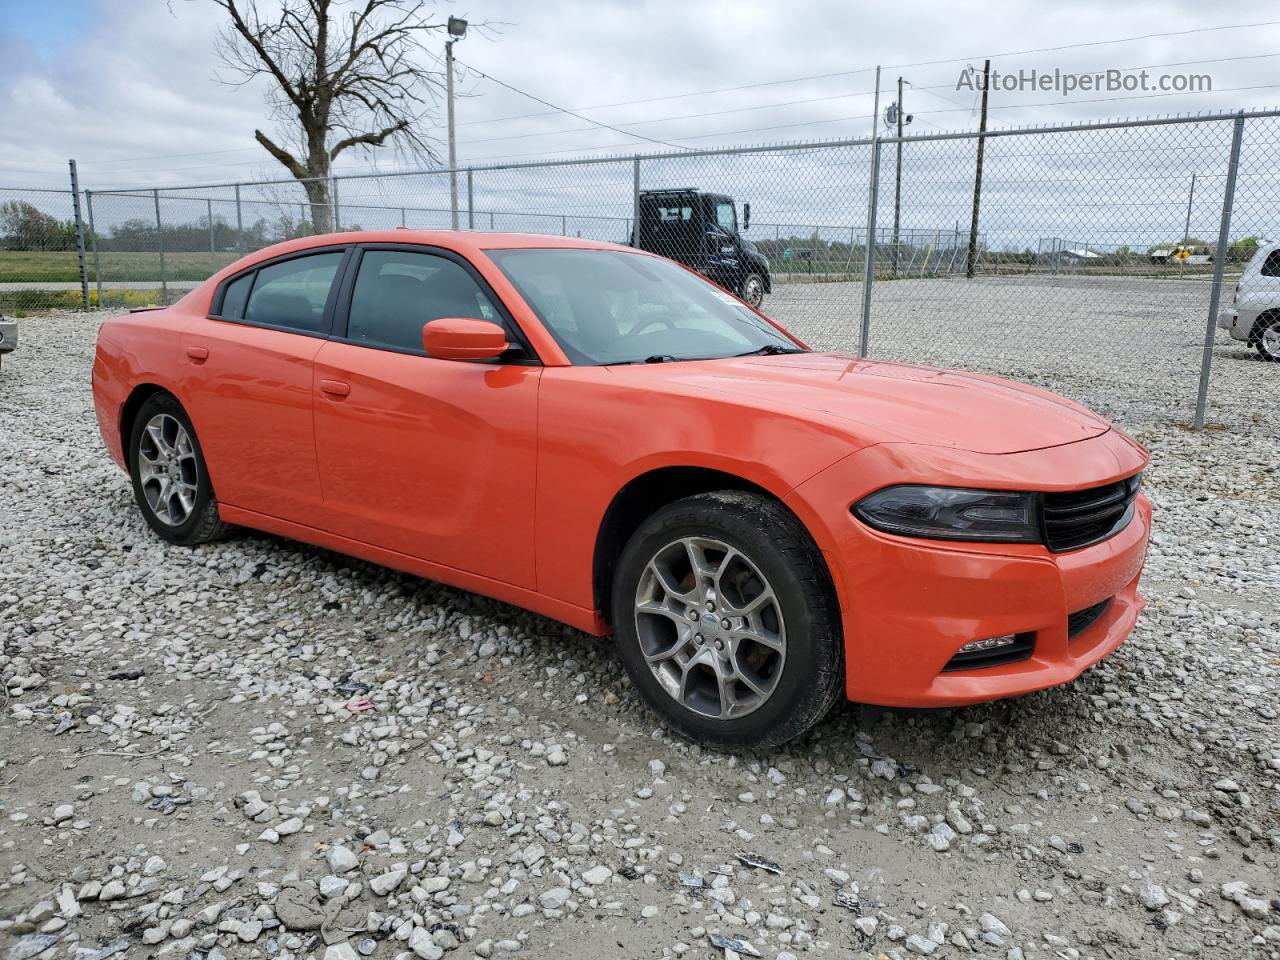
<box><xmin>302</xmin><ymin>177</ymin><xmax>333</xmax><ymax>234</ymax></box>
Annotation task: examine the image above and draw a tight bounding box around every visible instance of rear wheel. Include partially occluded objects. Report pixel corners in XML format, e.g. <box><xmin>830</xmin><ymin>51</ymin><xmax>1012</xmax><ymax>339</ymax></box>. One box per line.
<box><xmin>1251</xmin><ymin>314</ymin><xmax>1280</xmax><ymax>361</ymax></box>
<box><xmin>128</xmin><ymin>392</ymin><xmax>228</xmax><ymax>545</ymax></box>
<box><xmin>740</xmin><ymin>273</ymin><xmax>766</xmax><ymax>308</ymax></box>
<box><xmin>611</xmin><ymin>491</ymin><xmax>842</xmax><ymax>749</ymax></box>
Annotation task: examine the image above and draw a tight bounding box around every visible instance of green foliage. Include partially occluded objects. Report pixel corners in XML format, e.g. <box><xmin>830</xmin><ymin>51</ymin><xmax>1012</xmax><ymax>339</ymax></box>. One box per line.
<box><xmin>0</xmin><ymin>200</ymin><xmax>79</xmax><ymax>251</ymax></box>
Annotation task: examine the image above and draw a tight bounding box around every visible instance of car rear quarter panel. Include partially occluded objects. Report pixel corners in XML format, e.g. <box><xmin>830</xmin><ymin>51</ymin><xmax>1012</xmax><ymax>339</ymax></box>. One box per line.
<box><xmin>92</xmin><ymin>307</ymin><xmax>199</xmax><ymax>470</ymax></box>
<box><xmin>533</xmin><ymin>366</ymin><xmax>870</xmax><ymax>611</ymax></box>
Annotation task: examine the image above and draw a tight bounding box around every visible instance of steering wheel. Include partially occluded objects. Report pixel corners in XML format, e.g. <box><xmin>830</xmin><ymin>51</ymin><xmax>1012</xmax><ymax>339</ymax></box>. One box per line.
<box><xmin>624</xmin><ymin>315</ymin><xmax>677</xmax><ymax>340</ymax></box>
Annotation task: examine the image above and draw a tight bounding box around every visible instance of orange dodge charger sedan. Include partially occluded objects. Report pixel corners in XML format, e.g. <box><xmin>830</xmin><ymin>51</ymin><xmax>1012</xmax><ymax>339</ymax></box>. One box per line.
<box><xmin>92</xmin><ymin>231</ymin><xmax>1151</xmax><ymax>748</ymax></box>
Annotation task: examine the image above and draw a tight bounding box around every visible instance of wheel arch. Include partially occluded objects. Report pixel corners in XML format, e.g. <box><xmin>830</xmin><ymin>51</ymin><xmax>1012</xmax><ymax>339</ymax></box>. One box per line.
<box><xmin>119</xmin><ymin>383</ymin><xmax>180</xmax><ymax>468</ymax></box>
<box><xmin>1248</xmin><ymin>307</ymin><xmax>1280</xmax><ymax>344</ymax></box>
<box><xmin>592</xmin><ymin>465</ymin><xmax>829</xmax><ymax>626</ymax></box>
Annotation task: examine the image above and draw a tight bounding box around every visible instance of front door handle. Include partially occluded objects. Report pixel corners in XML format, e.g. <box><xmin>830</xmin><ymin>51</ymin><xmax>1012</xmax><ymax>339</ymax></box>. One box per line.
<box><xmin>186</xmin><ymin>345</ymin><xmax>209</xmax><ymax>363</ymax></box>
<box><xmin>318</xmin><ymin>379</ymin><xmax>351</xmax><ymax>398</ymax></box>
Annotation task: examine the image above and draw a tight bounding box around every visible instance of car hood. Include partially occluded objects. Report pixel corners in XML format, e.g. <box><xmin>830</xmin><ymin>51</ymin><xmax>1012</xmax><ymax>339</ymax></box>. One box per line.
<box><xmin>629</xmin><ymin>353</ymin><xmax>1111</xmax><ymax>455</ymax></box>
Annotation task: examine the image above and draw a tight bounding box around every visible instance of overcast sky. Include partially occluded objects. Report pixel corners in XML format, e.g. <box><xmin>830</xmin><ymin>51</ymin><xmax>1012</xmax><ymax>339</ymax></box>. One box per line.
<box><xmin>4</xmin><ymin>0</ymin><xmax>1280</xmax><ymax>193</ymax></box>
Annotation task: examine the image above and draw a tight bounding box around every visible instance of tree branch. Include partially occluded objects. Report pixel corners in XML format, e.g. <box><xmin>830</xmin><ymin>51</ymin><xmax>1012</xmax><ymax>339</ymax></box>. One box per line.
<box><xmin>213</xmin><ymin>0</ymin><xmax>306</xmax><ymax>111</ymax></box>
<box><xmin>254</xmin><ymin>130</ymin><xmax>309</xmax><ymax>180</ymax></box>
<box><xmin>329</xmin><ymin>120</ymin><xmax>409</xmax><ymax>160</ymax></box>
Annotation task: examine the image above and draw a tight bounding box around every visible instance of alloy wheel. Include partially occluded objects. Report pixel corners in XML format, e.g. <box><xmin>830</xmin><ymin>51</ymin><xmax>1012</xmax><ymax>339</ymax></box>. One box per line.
<box><xmin>1262</xmin><ymin>322</ymin><xmax>1280</xmax><ymax>360</ymax></box>
<box><xmin>136</xmin><ymin>413</ymin><xmax>199</xmax><ymax>526</ymax></box>
<box><xmin>633</xmin><ymin>536</ymin><xmax>786</xmax><ymax>720</ymax></box>
<box><xmin>742</xmin><ymin>276</ymin><xmax>764</xmax><ymax>307</ymax></box>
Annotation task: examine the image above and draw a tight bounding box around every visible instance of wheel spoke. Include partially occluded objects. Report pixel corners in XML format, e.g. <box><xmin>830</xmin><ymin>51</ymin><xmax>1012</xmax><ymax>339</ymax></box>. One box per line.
<box><xmin>633</xmin><ymin>534</ymin><xmax>786</xmax><ymax>723</ymax></box>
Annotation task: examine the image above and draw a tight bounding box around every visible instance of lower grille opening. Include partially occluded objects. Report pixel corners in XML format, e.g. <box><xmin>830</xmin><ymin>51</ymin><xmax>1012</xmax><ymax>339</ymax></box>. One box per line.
<box><xmin>1067</xmin><ymin>597</ymin><xmax>1112</xmax><ymax>638</ymax></box>
<box><xmin>941</xmin><ymin>632</ymin><xmax>1035</xmax><ymax>672</ymax></box>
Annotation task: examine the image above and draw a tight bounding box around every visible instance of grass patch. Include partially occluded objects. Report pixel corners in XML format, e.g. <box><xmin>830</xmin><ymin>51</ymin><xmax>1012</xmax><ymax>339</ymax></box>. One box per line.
<box><xmin>0</xmin><ymin>250</ymin><xmax>238</xmax><ymax>283</ymax></box>
<box><xmin>1</xmin><ymin>288</ymin><xmax>173</xmax><ymax>315</ymax></box>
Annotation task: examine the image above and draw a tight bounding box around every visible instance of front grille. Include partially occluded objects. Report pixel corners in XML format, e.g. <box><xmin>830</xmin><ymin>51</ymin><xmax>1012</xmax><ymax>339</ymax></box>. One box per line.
<box><xmin>1042</xmin><ymin>473</ymin><xmax>1141</xmax><ymax>552</ymax></box>
<box><xmin>941</xmin><ymin>632</ymin><xmax>1035</xmax><ymax>672</ymax></box>
<box><xmin>1067</xmin><ymin>597</ymin><xmax>1112</xmax><ymax>638</ymax></box>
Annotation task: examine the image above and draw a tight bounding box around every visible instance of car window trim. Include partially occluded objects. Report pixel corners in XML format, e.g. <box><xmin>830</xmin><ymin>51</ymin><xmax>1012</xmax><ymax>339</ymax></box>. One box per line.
<box><xmin>208</xmin><ymin>246</ymin><xmax>354</xmax><ymax>339</ymax></box>
<box><xmin>330</xmin><ymin>242</ymin><xmax>542</xmax><ymax>365</ymax></box>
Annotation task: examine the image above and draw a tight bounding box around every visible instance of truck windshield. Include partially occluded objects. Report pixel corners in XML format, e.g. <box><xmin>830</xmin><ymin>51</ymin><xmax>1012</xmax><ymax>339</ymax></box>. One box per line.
<box><xmin>488</xmin><ymin>248</ymin><xmax>801</xmax><ymax>366</ymax></box>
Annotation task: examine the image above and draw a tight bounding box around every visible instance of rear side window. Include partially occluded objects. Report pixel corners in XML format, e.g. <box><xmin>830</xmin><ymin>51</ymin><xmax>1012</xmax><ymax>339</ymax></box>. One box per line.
<box><xmin>218</xmin><ymin>272</ymin><xmax>253</xmax><ymax>321</ymax></box>
<box><xmin>1261</xmin><ymin>249</ymin><xmax>1280</xmax><ymax>277</ymax></box>
<box><xmin>243</xmin><ymin>252</ymin><xmax>344</xmax><ymax>334</ymax></box>
<box><xmin>346</xmin><ymin>250</ymin><xmax>500</xmax><ymax>353</ymax></box>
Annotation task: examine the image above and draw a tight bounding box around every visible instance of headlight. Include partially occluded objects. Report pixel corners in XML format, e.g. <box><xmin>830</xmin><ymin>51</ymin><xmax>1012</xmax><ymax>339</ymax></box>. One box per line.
<box><xmin>853</xmin><ymin>485</ymin><xmax>1039</xmax><ymax>543</ymax></box>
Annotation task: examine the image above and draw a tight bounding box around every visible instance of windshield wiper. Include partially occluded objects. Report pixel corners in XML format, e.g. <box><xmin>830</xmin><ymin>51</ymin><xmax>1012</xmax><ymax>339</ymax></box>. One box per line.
<box><xmin>733</xmin><ymin>344</ymin><xmax>806</xmax><ymax>357</ymax></box>
<box><xmin>643</xmin><ymin>354</ymin><xmax>683</xmax><ymax>363</ymax></box>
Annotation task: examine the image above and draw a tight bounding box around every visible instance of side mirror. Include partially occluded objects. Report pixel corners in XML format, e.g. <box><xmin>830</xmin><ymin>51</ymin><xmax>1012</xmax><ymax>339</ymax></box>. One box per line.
<box><xmin>422</xmin><ymin>317</ymin><xmax>510</xmax><ymax>361</ymax></box>
<box><xmin>742</xmin><ymin>202</ymin><xmax>751</xmax><ymax>231</ymax></box>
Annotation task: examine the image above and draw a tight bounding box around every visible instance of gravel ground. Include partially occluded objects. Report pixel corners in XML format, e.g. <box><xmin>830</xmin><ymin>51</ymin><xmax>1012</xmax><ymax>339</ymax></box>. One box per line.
<box><xmin>1</xmin><ymin>306</ymin><xmax>1278</xmax><ymax>960</ymax></box>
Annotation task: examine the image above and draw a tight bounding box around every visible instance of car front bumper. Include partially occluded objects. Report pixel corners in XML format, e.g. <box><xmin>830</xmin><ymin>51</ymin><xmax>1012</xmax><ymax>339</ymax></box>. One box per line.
<box><xmin>787</xmin><ymin>429</ymin><xmax>1151</xmax><ymax>707</ymax></box>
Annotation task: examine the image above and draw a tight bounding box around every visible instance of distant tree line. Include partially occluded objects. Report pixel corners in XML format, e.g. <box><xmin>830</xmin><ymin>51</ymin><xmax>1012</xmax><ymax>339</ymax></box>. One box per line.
<box><xmin>0</xmin><ymin>199</ymin><xmax>344</xmax><ymax>253</ymax></box>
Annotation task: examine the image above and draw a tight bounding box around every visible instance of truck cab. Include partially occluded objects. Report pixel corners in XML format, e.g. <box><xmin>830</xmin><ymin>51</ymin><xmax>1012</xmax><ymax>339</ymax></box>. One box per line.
<box><xmin>632</xmin><ymin>189</ymin><xmax>771</xmax><ymax>307</ymax></box>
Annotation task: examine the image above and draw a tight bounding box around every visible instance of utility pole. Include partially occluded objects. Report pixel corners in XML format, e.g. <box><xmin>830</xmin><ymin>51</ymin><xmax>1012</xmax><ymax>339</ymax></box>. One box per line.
<box><xmin>965</xmin><ymin>60</ymin><xmax>991</xmax><ymax>279</ymax></box>
<box><xmin>445</xmin><ymin>17</ymin><xmax>469</xmax><ymax>230</ymax></box>
<box><xmin>1180</xmin><ymin>172</ymin><xmax>1197</xmax><ymax>278</ymax></box>
<box><xmin>892</xmin><ymin>76</ymin><xmax>904</xmax><ymax>275</ymax></box>
<box><xmin>870</xmin><ymin>65</ymin><xmax>881</xmax><ymax>141</ymax></box>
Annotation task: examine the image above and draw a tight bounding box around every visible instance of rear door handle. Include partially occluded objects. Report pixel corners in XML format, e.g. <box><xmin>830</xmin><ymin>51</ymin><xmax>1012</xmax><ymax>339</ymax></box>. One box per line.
<box><xmin>186</xmin><ymin>345</ymin><xmax>209</xmax><ymax>363</ymax></box>
<box><xmin>318</xmin><ymin>379</ymin><xmax>351</xmax><ymax>398</ymax></box>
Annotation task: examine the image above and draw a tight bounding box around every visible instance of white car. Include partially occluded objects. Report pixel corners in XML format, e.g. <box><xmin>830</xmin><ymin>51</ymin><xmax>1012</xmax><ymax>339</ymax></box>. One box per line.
<box><xmin>0</xmin><ymin>316</ymin><xmax>16</xmax><ymax>372</ymax></box>
<box><xmin>1218</xmin><ymin>240</ymin><xmax>1280</xmax><ymax>361</ymax></box>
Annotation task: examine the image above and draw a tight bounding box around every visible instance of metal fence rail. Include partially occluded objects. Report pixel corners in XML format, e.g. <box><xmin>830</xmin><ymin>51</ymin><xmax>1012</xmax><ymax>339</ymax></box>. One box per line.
<box><xmin>4</xmin><ymin>108</ymin><xmax>1279</xmax><ymax>426</ymax></box>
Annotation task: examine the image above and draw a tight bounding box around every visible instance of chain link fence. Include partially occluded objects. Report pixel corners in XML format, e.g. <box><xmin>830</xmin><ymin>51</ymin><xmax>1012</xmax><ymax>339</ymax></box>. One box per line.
<box><xmin>5</xmin><ymin>109</ymin><xmax>1278</xmax><ymax>425</ymax></box>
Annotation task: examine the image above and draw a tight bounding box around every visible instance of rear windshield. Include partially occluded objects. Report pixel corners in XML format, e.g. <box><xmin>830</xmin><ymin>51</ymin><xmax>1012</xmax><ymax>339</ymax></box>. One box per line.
<box><xmin>487</xmin><ymin>248</ymin><xmax>799</xmax><ymax>365</ymax></box>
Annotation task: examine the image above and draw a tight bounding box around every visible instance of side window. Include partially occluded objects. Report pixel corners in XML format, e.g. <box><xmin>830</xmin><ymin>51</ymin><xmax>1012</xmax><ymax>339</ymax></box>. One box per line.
<box><xmin>714</xmin><ymin>201</ymin><xmax>736</xmax><ymax>234</ymax></box>
<box><xmin>217</xmin><ymin>271</ymin><xmax>254</xmax><ymax>320</ymax></box>
<box><xmin>346</xmin><ymin>250</ymin><xmax>500</xmax><ymax>353</ymax></box>
<box><xmin>243</xmin><ymin>251</ymin><xmax>344</xmax><ymax>334</ymax></box>
<box><xmin>1261</xmin><ymin>249</ymin><xmax>1280</xmax><ymax>277</ymax></box>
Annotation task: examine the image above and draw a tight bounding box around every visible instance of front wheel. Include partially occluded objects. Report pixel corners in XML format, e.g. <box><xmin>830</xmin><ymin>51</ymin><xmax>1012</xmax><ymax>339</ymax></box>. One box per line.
<box><xmin>1251</xmin><ymin>314</ymin><xmax>1280</xmax><ymax>361</ymax></box>
<box><xmin>611</xmin><ymin>491</ymin><xmax>843</xmax><ymax>749</ymax></box>
<box><xmin>128</xmin><ymin>392</ymin><xmax>228</xmax><ymax>545</ymax></box>
<box><xmin>739</xmin><ymin>273</ymin><xmax>766</xmax><ymax>308</ymax></box>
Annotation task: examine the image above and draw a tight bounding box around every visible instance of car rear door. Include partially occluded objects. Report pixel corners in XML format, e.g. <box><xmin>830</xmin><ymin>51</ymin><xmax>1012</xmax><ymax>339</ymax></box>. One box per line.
<box><xmin>311</xmin><ymin>244</ymin><xmax>540</xmax><ymax>589</ymax></box>
<box><xmin>179</xmin><ymin>247</ymin><xmax>349</xmax><ymax>527</ymax></box>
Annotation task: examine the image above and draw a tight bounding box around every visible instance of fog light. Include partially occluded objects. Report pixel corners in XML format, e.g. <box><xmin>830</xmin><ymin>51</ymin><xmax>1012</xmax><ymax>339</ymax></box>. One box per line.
<box><xmin>957</xmin><ymin>635</ymin><xmax>1017</xmax><ymax>654</ymax></box>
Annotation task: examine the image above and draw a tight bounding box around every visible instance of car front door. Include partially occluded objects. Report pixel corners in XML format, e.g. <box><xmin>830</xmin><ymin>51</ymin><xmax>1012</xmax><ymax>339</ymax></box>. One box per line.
<box><xmin>180</xmin><ymin>247</ymin><xmax>348</xmax><ymax>527</ymax></box>
<box><xmin>311</xmin><ymin>245</ymin><xmax>540</xmax><ymax>589</ymax></box>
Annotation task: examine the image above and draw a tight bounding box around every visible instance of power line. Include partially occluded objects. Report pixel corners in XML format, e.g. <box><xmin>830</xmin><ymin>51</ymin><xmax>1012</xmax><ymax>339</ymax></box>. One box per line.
<box><xmin>456</xmin><ymin>60</ymin><xmax>690</xmax><ymax>150</ymax></box>
<box><xmin>455</xmin><ymin>18</ymin><xmax>1280</xmax><ymax>127</ymax></box>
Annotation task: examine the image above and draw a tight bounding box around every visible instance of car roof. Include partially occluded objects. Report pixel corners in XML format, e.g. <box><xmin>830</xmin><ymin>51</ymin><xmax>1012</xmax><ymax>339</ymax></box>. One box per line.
<box><xmin>251</xmin><ymin>229</ymin><xmax>636</xmax><ymax>260</ymax></box>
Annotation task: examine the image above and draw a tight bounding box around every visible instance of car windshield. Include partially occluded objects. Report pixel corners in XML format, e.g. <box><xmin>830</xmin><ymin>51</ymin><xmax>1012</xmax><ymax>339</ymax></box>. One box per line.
<box><xmin>487</xmin><ymin>248</ymin><xmax>802</xmax><ymax>365</ymax></box>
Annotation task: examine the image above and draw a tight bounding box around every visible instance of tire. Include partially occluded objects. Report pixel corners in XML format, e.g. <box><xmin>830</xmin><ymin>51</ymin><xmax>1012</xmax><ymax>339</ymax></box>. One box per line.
<box><xmin>739</xmin><ymin>272</ymin><xmax>766</xmax><ymax>308</ymax></box>
<box><xmin>127</xmin><ymin>392</ymin><xmax>228</xmax><ymax>545</ymax></box>
<box><xmin>611</xmin><ymin>491</ymin><xmax>843</xmax><ymax>749</ymax></box>
<box><xmin>1250</xmin><ymin>313</ymin><xmax>1280</xmax><ymax>361</ymax></box>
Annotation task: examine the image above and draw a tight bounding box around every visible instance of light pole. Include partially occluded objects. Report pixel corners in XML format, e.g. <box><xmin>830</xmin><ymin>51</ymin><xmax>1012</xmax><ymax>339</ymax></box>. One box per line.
<box><xmin>446</xmin><ymin>16</ymin><xmax>468</xmax><ymax>230</ymax></box>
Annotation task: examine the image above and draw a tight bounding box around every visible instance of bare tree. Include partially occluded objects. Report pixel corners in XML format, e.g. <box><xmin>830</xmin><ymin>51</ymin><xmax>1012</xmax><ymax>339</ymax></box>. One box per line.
<box><xmin>212</xmin><ymin>0</ymin><xmax>449</xmax><ymax>233</ymax></box>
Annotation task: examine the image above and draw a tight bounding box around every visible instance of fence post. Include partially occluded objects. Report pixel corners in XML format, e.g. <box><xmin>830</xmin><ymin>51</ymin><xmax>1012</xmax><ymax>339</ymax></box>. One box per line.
<box><xmin>859</xmin><ymin>139</ymin><xmax>882</xmax><ymax>358</ymax></box>
<box><xmin>331</xmin><ymin>176</ymin><xmax>341</xmax><ymax>231</ymax></box>
<box><xmin>84</xmin><ymin>189</ymin><xmax>103</xmax><ymax>308</ymax></box>
<box><xmin>1194</xmin><ymin>113</ymin><xmax>1246</xmax><ymax>429</ymax></box>
<box><xmin>466</xmin><ymin>168</ymin><xmax>474</xmax><ymax>229</ymax></box>
<box><xmin>234</xmin><ymin>184</ymin><xmax>244</xmax><ymax>255</ymax></box>
<box><xmin>68</xmin><ymin>159</ymin><xmax>90</xmax><ymax>311</ymax></box>
<box><xmin>153</xmin><ymin>188</ymin><xmax>168</xmax><ymax>303</ymax></box>
<box><xmin>207</xmin><ymin>198</ymin><xmax>216</xmax><ymax>273</ymax></box>
<box><xmin>632</xmin><ymin>156</ymin><xmax>641</xmax><ymax>246</ymax></box>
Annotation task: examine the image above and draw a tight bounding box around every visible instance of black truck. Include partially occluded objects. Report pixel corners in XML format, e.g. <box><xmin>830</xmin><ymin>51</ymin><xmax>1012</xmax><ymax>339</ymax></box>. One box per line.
<box><xmin>631</xmin><ymin>189</ymin><xmax>771</xmax><ymax>308</ymax></box>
